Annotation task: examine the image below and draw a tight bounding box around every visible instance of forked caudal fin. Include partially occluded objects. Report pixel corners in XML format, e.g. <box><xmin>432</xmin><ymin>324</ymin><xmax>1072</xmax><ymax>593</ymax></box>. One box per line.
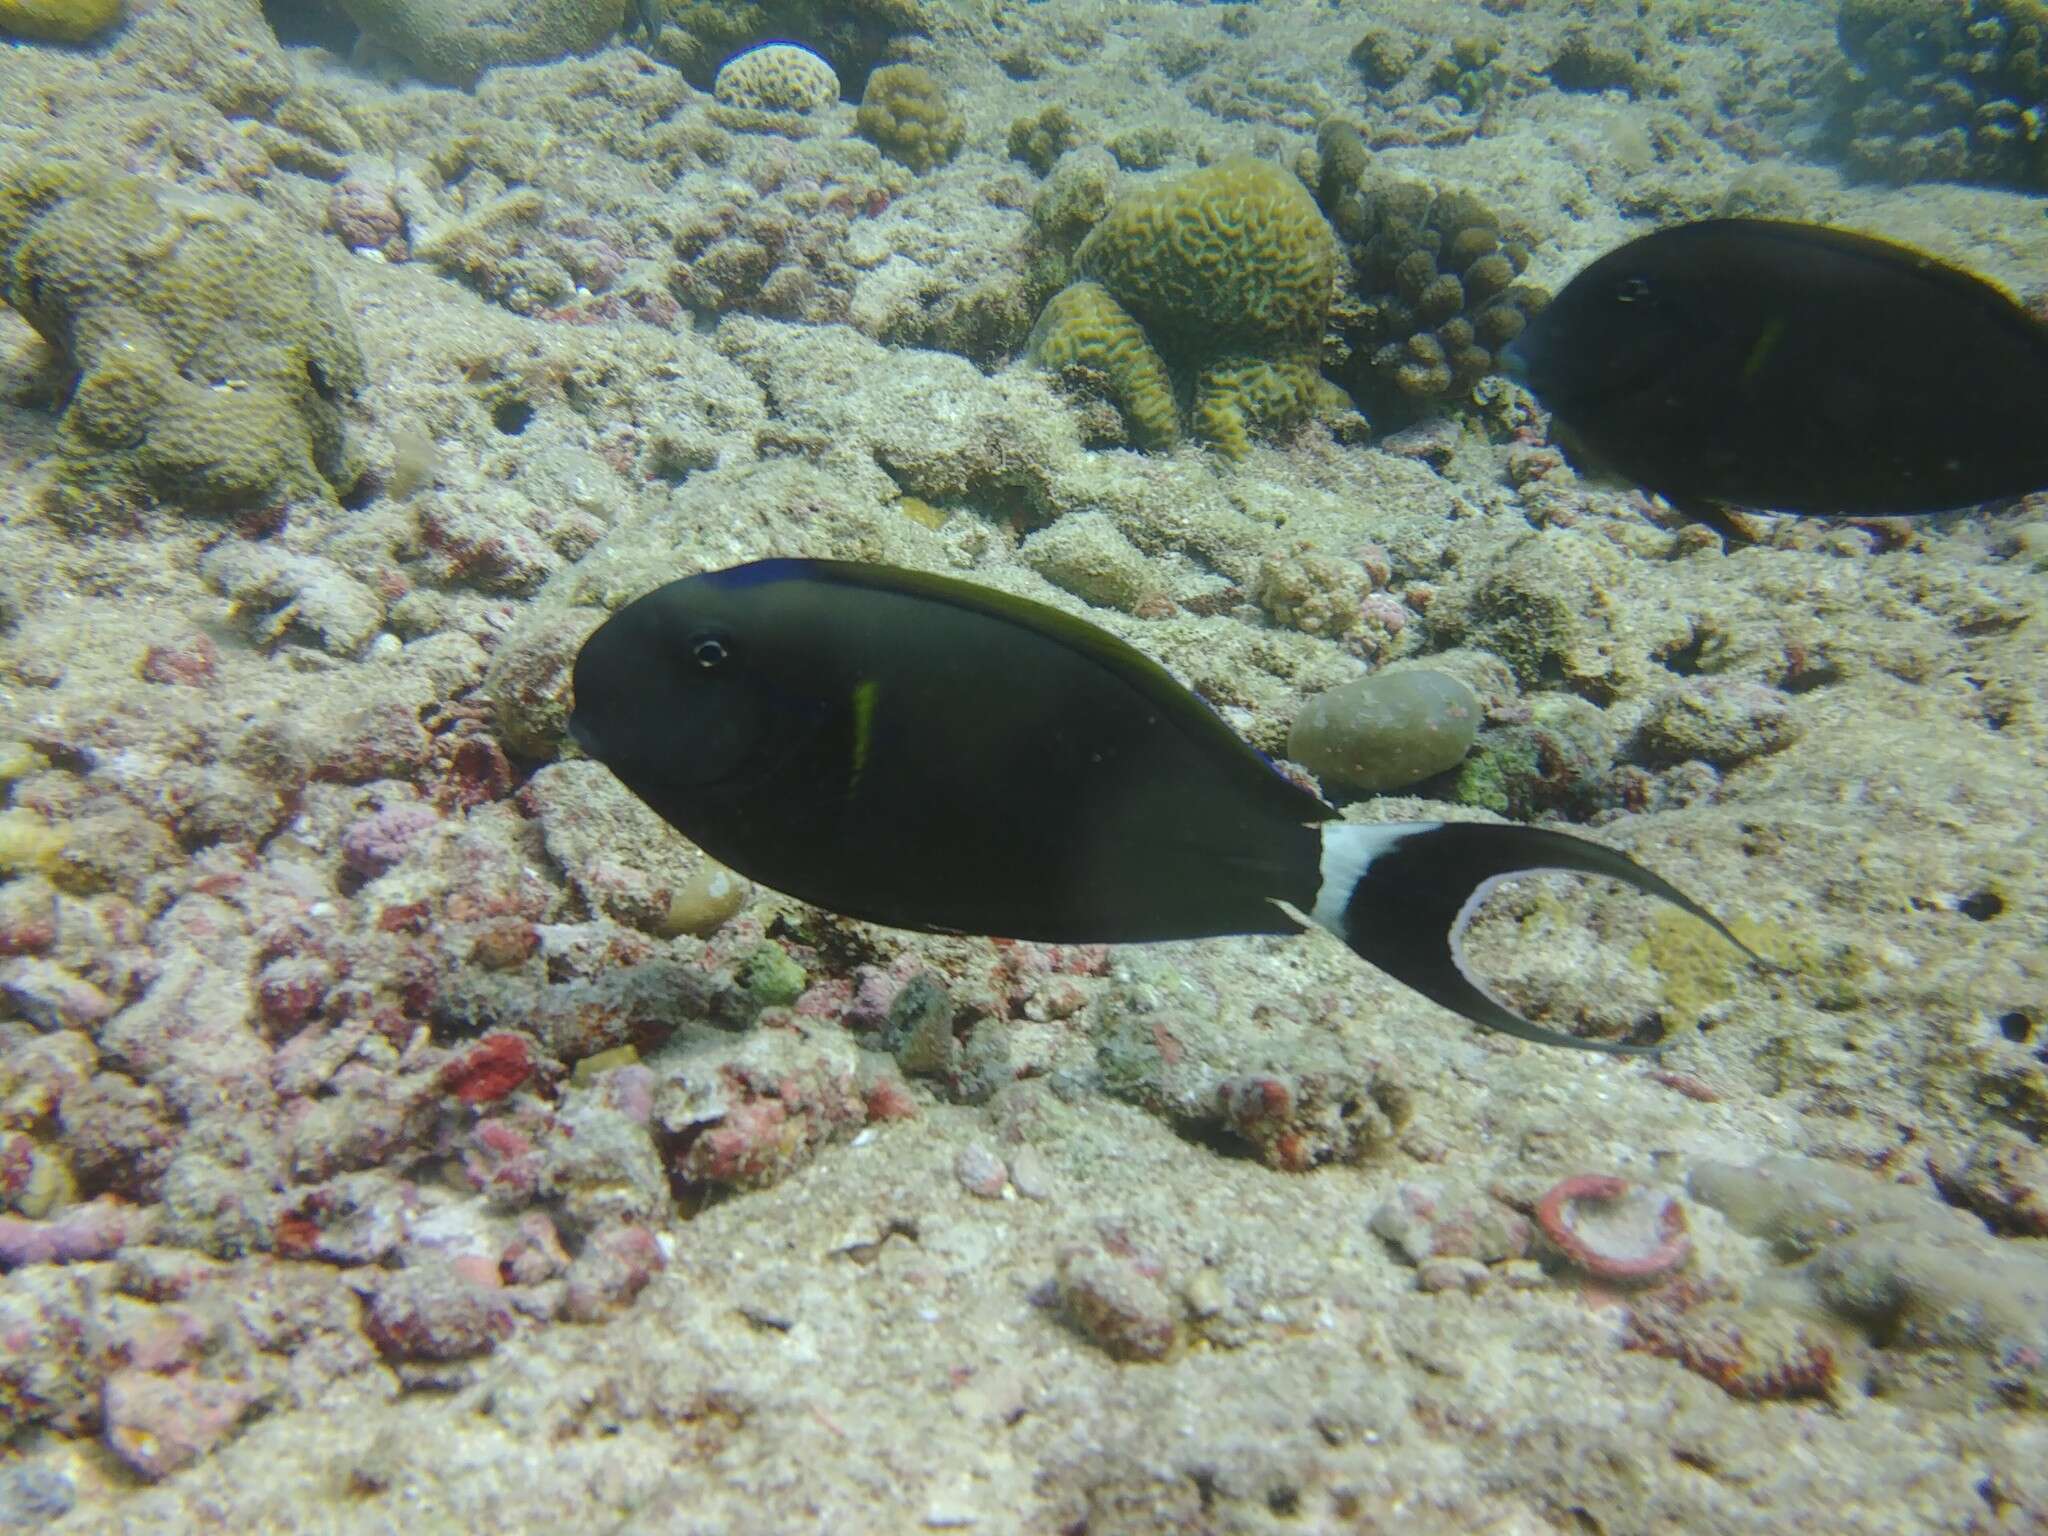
<box><xmin>1309</xmin><ymin>821</ymin><xmax>1764</xmax><ymax>1056</ymax></box>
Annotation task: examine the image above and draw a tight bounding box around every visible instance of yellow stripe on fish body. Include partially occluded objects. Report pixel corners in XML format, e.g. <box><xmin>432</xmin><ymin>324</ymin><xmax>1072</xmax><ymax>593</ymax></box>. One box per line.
<box><xmin>849</xmin><ymin>677</ymin><xmax>878</xmax><ymax>791</ymax></box>
<box><xmin>1738</xmin><ymin>315</ymin><xmax>1785</xmax><ymax>387</ymax></box>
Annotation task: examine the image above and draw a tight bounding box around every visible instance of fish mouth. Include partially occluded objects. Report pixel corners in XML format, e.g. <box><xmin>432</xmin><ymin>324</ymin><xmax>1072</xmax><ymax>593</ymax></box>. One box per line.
<box><xmin>566</xmin><ymin>711</ymin><xmax>603</xmax><ymax>760</ymax></box>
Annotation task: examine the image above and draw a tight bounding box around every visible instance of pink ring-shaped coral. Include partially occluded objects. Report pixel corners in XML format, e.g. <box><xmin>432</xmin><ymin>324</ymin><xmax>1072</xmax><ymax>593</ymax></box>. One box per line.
<box><xmin>1536</xmin><ymin>1174</ymin><xmax>1691</xmax><ymax>1282</ymax></box>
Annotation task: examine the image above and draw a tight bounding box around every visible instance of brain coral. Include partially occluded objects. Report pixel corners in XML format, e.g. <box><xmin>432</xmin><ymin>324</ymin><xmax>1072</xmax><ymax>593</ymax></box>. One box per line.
<box><xmin>1031</xmin><ymin>156</ymin><xmax>1341</xmax><ymax>459</ymax></box>
<box><xmin>714</xmin><ymin>41</ymin><xmax>839</xmax><ymax>110</ymax></box>
<box><xmin>1076</xmin><ymin>156</ymin><xmax>1334</xmax><ymax>348</ymax></box>
<box><xmin>1828</xmin><ymin>0</ymin><xmax>2048</xmax><ymax>188</ymax></box>
<box><xmin>1025</xmin><ymin>280</ymin><xmax>1178</xmax><ymax>450</ymax></box>
<box><xmin>857</xmin><ymin>63</ymin><xmax>967</xmax><ymax>172</ymax></box>
<box><xmin>639</xmin><ymin>0</ymin><xmax>929</xmax><ymax>91</ymax></box>
<box><xmin>0</xmin><ymin>162</ymin><xmax>367</xmax><ymax>514</ymax></box>
<box><xmin>337</xmin><ymin>0</ymin><xmax>625</xmax><ymax>87</ymax></box>
<box><xmin>1312</xmin><ymin>121</ymin><xmax>1546</xmax><ymax>427</ymax></box>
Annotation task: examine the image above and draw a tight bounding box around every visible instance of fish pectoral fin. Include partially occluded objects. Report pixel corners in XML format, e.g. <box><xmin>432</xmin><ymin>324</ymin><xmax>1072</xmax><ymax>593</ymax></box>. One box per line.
<box><xmin>1661</xmin><ymin>495</ymin><xmax>1766</xmax><ymax>545</ymax></box>
<box><xmin>1310</xmin><ymin>821</ymin><xmax>1754</xmax><ymax>1057</ymax></box>
<box><xmin>1266</xmin><ymin>897</ymin><xmax>1314</xmax><ymax>935</ymax></box>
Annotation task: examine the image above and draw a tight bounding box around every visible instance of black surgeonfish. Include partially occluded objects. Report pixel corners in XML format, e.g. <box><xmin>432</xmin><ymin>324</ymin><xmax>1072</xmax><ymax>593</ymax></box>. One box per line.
<box><xmin>570</xmin><ymin>559</ymin><xmax>1757</xmax><ymax>1055</ymax></box>
<box><xmin>1505</xmin><ymin>217</ymin><xmax>2048</xmax><ymax>521</ymax></box>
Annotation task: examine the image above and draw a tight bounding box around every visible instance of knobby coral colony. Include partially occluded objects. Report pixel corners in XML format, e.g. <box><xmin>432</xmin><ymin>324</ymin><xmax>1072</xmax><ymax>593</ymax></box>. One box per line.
<box><xmin>1312</xmin><ymin>120</ymin><xmax>1549</xmax><ymax>430</ymax></box>
<box><xmin>1830</xmin><ymin>0</ymin><xmax>2048</xmax><ymax>190</ymax></box>
<box><xmin>569</xmin><ymin>559</ymin><xmax>1764</xmax><ymax>1056</ymax></box>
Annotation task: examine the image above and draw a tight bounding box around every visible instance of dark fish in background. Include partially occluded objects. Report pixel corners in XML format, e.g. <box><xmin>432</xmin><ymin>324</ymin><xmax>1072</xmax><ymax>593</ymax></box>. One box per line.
<box><xmin>571</xmin><ymin>559</ymin><xmax>1758</xmax><ymax>1055</ymax></box>
<box><xmin>624</xmin><ymin>0</ymin><xmax>663</xmax><ymax>41</ymax></box>
<box><xmin>1504</xmin><ymin>217</ymin><xmax>2048</xmax><ymax>524</ymax></box>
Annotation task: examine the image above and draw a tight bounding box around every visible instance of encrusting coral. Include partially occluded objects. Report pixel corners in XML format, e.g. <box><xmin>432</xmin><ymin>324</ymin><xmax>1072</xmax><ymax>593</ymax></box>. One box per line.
<box><xmin>1029</xmin><ymin>156</ymin><xmax>1344</xmax><ymax>458</ymax></box>
<box><xmin>0</xmin><ymin>161</ymin><xmax>367</xmax><ymax>515</ymax></box>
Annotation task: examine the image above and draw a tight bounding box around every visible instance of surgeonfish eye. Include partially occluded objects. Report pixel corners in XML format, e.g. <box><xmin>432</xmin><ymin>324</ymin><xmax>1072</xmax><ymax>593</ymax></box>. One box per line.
<box><xmin>1614</xmin><ymin>275</ymin><xmax>1653</xmax><ymax>304</ymax></box>
<box><xmin>691</xmin><ymin>633</ymin><xmax>731</xmax><ymax>669</ymax></box>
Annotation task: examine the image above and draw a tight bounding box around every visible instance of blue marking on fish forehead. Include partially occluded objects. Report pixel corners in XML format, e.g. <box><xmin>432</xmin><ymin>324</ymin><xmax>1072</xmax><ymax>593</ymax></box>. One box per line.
<box><xmin>695</xmin><ymin>558</ymin><xmax>813</xmax><ymax>593</ymax></box>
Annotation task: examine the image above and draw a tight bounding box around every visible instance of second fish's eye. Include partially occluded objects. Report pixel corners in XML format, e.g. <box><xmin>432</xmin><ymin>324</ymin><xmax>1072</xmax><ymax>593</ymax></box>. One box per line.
<box><xmin>691</xmin><ymin>634</ymin><xmax>730</xmax><ymax>669</ymax></box>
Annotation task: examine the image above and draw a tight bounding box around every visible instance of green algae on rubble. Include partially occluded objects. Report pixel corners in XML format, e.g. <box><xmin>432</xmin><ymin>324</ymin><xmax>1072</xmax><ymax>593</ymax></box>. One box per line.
<box><xmin>0</xmin><ymin>162</ymin><xmax>366</xmax><ymax>515</ymax></box>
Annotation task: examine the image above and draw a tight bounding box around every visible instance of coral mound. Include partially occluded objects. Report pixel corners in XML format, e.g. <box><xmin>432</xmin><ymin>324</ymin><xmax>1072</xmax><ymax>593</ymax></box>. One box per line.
<box><xmin>714</xmin><ymin>40</ymin><xmax>839</xmax><ymax>111</ymax></box>
<box><xmin>1076</xmin><ymin>156</ymin><xmax>1335</xmax><ymax>349</ymax></box>
<box><xmin>0</xmin><ymin>161</ymin><xmax>366</xmax><ymax>514</ymax></box>
<box><xmin>857</xmin><ymin>63</ymin><xmax>966</xmax><ymax>173</ymax></box>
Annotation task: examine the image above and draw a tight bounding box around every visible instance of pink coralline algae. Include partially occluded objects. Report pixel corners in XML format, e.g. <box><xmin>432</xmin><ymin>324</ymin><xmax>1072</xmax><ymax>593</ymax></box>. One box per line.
<box><xmin>1213</xmin><ymin>1067</ymin><xmax>1410</xmax><ymax>1173</ymax></box>
<box><xmin>563</xmin><ymin>1223</ymin><xmax>663</xmax><ymax>1321</ymax></box>
<box><xmin>1535</xmin><ymin>1175</ymin><xmax>1692</xmax><ymax>1283</ymax></box>
<box><xmin>138</xmin><ymin>635</ymin><xmax>219</xmax><ymax>687</ymax></box>
<box><xmin>669</xmin><ymin>1061</ymin><xmax>870</xmax><ymax>1192</ymax></box>
<box><xmin>361</xmin><ymin>1265</ymin><xmax>517</xmax><ymax>1362</ymax></box>
<box><xmin>102</xmin><ymin>1369</ymin><xmax>256</xmax><ymax>1481</ymax></box>
<box><xmin>327</xmin><ymin>176</ymin><xmax>407</xmax><ymax>258</ymax></box>
<box><xmin>339</xmin><ymin>803</ymin><xmax>443</xmax><ymax>879</ymax></box>
<box><xmin>498</xmin><ymin>1211</ymin><xmax>571</xmax><ymax>1287</ymax></box>
<box><xmin>255</xmin><ymin>954</ymin><xmax>335</xmax><ymax>1037</ymax></box>
<box><xmin>954</xmin><ymin>1142</ymin><xmax>1008</xmax><ymax>1199</ymax></box>
<box><xmin>1053</xmin><ymin>1234</ymin><xmax>1181</xmax><ymax>1363</ymax></box>
<box><xmin>440</xmin><ymin>1032</ymin><xmax>537</xmax><ymax>1106</ymax></box>
<box><xmin>465</xmin><ymin>1117</ymin><xmax>544</xmax><ymax>1207</ymax></box>
<box><xmin>1626</xmin><ymin>1281</ymin><xmax>1838</xmax><ymax>1401</ymax></box>
<box><xmin>0</xmin><ymin>1197</ymin><xmax>151</xmax><ymax>1269</ymax></box>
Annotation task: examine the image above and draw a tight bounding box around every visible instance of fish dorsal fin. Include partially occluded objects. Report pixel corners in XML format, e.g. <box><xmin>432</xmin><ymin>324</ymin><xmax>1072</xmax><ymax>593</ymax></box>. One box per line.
<box><xmin>1692</xmin><ymin>218</ymin><xmax>2048</xmax><ymax>357</ymax></box>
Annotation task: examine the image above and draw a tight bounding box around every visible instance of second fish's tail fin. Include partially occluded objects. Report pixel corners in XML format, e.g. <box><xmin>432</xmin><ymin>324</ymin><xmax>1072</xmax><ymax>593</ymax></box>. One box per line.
<box><xmin>1309</xmin><ymin>820</ymin><xmax>1761</xmax><ymax>1056</ymax></box>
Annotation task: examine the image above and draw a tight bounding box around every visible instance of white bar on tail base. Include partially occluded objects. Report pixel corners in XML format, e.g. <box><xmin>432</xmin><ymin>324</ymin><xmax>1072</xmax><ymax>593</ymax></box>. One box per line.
<box><xmin>1308</xmin><ymin>821</ymin><xmax>1434</xmax><ymax>936</ymax></box>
